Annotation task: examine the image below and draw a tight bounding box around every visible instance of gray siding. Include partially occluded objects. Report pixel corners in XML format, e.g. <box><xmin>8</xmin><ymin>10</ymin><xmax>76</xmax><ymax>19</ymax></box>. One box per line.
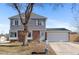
<box><xmin>10</xmin><ymin>18</ymin><xmax>46</xmax><ymax>32</ymax></box>
<box><xmin>28</xmin><ymin>19</ymin><xmax>46</xmax><ymax>31</ymax></box>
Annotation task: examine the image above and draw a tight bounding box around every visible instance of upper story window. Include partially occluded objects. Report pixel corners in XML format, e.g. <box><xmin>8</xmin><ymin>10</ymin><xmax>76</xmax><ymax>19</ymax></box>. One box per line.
<box><xmin>10</xmin><ymin>19</ymin><xmax>19</xmax><ymax>26</ymax></box>
<box><xmin>15</xmin><ymin>20</ymin><xmax>18</xmax><ymax>26</ymax></box>
<box><xmin>36</xmin><ymin>19</ymin><xmax>44</xmax><ymax>26</ymax></box>
<box><xmin>11</xmin><ymin>20</ymin><xmax>14</xmax><ymax>26</ymax></box>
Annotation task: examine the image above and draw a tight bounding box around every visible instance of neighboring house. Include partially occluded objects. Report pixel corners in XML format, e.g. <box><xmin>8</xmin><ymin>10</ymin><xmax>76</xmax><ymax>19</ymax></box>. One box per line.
<box><xmin>0</xmin><ymin>36</ymin><xmax>7</xmax><ymax>42</ymax></box>
<box><xmin>0</xmin><ymin>34</ymin><xmax>9</xmax><ymax>41</ymax></box>
<box><xmin>9</xmin><ymin>13</ymin><xmax>46</xmax><ymax>42</ymax></box>
<box><xmin>47</xmin><ymin>28</ymin><xmax>70</xmax><ymax>42</ymax></box>
<box><xmin>5</xmin><ymin>33</ymin><xmax>9</xmax><ymax>40</ymax></box>
<box><xmin>70</xmin><ymin>32</ymin><xmax>79</xmax><ymax>42</ymax></box>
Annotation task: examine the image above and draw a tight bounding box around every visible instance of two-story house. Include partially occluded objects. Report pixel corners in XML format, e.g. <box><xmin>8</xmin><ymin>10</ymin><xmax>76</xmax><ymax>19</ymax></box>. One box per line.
<box><xmin>9</xmin><ymin>13</ymin><xmax>47</xmax><ymax>42</ymax></box>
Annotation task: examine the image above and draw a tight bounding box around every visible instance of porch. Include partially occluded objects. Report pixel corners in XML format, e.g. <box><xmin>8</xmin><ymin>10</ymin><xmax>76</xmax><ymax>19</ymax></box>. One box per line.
<box><xmin>18</xmin><ymin>30</ymin><xmax>46</xmax><ymax>42</ymax></box>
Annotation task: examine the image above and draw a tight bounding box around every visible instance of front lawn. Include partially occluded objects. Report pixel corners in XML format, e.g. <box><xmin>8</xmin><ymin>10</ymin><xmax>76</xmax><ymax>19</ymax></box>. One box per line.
<box><xmin>0</xmin><ymin>41</ymin><xmax>56</xmax><ymax>55</ymax></box>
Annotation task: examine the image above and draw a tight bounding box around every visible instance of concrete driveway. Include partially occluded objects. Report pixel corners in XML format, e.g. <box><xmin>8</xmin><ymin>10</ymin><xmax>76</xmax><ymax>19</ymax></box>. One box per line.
<box><xmin>49</xmin><ymin>42</ymin><xmax>79</xmax><ymax>55</ymax></box>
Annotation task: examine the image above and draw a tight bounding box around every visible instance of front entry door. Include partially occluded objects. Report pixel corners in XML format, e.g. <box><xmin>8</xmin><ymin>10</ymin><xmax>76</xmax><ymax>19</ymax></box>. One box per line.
<box><xmin>18</xmin><ymin>31</ymin><xmax>25</xmax><ymax>42</ymax></box>
<box><xmin>33</xmin><ymin>31</ymin><xmax>40</xmax><ymax>41</ymax></box>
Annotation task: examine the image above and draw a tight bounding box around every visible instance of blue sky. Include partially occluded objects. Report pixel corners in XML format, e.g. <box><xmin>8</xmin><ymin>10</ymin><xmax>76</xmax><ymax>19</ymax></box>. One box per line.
<box><xmin>0</xmin><ymin>3</ymin><xmax>78</xmax><ymax>34</ymax></box>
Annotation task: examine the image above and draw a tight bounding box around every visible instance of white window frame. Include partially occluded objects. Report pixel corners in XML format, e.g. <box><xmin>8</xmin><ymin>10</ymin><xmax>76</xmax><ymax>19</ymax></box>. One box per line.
<box><xmin>36</xmin><ymin>19</ymin><xmax>44</xmax><ymax>26</ymax></box>
<box><xmin>11</xmin><ymin>20</ymin><xmax>15</xmax><ymax>26</ymax></box>
<box><xmin>9</xmin><ymin>31</ymin><xmax>18</xmax><ymax>40</ymax></box>
<box><xmin>40</xmin><ymin>31</ymin><xmax>45</xmax><ymax>40</ymax></box>
<box><xmin>36</xmin><ymin>20</ymin><xmax>38</xmax><ymax>26</ymax></box>
<box><xmin>27</xmin><ymin>31</ymin><xmax>32</xmax><ymax>39</ymax></box>
<box><xmin>15</xmin><ymin>20</ymin><xmax>18</xmax><ymax>26</ymax></box>
<box><xmin>10</xmin><ymin>32</ymin><xmax>17</xmax><ymax>37</ymax></box>
<box><xmin>38</xmin><ymin>20</ymin><xmax>41</xmax><ymax>25</ymax></box>
<box><xmin>41</xmin><ymin>20</ymin><xmax>44</xmax><ymax>26</ymax></box>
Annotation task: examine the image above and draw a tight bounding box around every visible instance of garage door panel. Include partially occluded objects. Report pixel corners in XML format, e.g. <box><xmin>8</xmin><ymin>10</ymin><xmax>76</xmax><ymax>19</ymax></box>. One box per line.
<box><xmin>47</xmin><ymin>32</ymin><xmax>68</xmax><ymax>42</ymax></box>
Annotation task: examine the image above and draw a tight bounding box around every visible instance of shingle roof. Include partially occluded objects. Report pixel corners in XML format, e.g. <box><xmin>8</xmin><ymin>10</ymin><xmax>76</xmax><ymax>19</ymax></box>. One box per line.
<box><xmin>47</xmin><ymin>28</ymin><xmax>70</xmax><ymax>31</ymax></box>
<box><xmin>9</xmin><ymin>13</ymin><xmax>47</xmax><ymax>19</ymax></box>
<box><xmin>70</xmin><ymin>32</ymin><xmax>78</xmax><ymax>34</ymax></box>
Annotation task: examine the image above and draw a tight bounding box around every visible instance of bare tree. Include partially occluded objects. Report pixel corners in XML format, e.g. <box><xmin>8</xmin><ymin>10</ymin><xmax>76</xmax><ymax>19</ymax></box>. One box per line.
<box><xmin>71</xmin><ymin>3</ymin><xmax>79</xmax><ymax>33</ymax></box>
<box><xmin>8</xmin><ymin>3</ymin><xmax>34</xmax><ymax>46</ymax></box>
<box><xmin>7</xmin><ymin>3</ymin><xmax>64</xmax><ymax>46</ymax></box>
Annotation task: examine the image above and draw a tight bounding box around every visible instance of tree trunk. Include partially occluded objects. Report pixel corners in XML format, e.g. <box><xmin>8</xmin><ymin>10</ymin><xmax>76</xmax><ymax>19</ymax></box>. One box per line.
<box><xmin>22</xmin><ymin>24</ymin><xmax>28</xmax><ymax>46</ymax></box>
<box><xmin>21</xmin><ymin>3</ymin><xmax>34</xmax><ymax>46</ymax></box>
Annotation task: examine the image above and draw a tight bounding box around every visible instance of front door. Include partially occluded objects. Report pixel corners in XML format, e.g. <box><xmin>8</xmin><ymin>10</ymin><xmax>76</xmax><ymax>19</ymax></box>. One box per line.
<box><xmin>33</xmin><ymin>31</ymin><xmax>40</xmax><ymax>41</ymax></box>
<box><xmin>18</xmin><ymin>31</ymin><xmax>25</xmax><ymax>42</ymax></box>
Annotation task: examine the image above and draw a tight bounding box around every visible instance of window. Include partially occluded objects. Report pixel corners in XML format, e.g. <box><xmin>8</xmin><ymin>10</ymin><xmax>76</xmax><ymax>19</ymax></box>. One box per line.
<box><xmin>41</xmin><ymin>32</ymin><xmax>44</xmax><ymax>37</ymax></box>
<box><xmin>38</xmin><ymin>20</ymin><xmax>41</xmax><ymax>25</ymax></box>
<box><xmin>15</xmin><ymin>20</ymin><xmax>18</xmax><ymax>26</ymax></box>
<box><xmin>40</xmin><ymin>32</ymin><xmax>45</xmax><ymax>40</ymax></box>
<box><xmin>41</xmin><ymin>20</ymin><xmax>44</xmax><ymax>26</ymax></box>
<box><xmin>28</xmin><ymin>32</ymin><xmax>31</xmax><ymax>37</ymax></box>
<box><xmin>11</xmin><ymin>20</ymin><xmax>14</xmax><ymax>26</ymax></box>
<box><xmin>10</xmin><ymin>32</ymin><xmax>16</xmax><ymax>37</ymax></box>
<box><xmin>36</xmin><ymin>20</ymin><xmax>44</xmax><ymax>26</ymax></box>
<box><xmin>36</xmin><ymin>20</ymin><xmax>38</xmax><ymax>26</ymax></box>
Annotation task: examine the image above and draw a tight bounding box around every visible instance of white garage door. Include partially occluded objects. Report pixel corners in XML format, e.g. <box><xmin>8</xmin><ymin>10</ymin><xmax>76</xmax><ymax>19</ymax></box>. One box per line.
<box><xmin>47</xmin><ymin>32</ymin><xmax>69</xmax><ymax>42</ymax></box>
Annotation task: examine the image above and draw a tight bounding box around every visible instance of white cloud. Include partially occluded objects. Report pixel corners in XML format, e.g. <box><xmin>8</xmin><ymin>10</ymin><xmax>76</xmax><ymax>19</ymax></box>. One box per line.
<box><xmin>46</xmin><ymin>19</ymin><xmax>77</xmax><ymax>31</ymax></box>
<box><xmin>0</xmin><ymin>24</ymin><xmax>9</xmax><ymax>34</ymax></box>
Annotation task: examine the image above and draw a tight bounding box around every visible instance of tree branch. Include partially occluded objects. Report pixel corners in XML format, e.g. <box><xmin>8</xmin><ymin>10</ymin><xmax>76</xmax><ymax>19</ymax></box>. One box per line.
<box><xmin>13</xmin><ymin>3</ymin><xmax>24</xmax><ymax>25</ymax></box>
<box><xmin>24</xmin><ymin>3</ymin><xmax>34</xmax><ymax>25</ymax></box>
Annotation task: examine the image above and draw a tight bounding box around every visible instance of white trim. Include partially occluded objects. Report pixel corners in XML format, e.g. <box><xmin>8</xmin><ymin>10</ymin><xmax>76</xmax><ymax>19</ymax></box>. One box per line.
<box><xmin>9</xmin><ymin>31</ymin><xmax>18</xmax><ymax>40</ymax></box>
<box><xmin>40</xmin><ymin>31</ymin><xmax>45</xmax><ymax>40</ymax></box>
<box><xmin>31</xmin><ymin>29</ymin><xmax>46</xmax><ymax>31</ymax></box>
<box><xmin>11</xmin><ymin>20</ymin><xmax>15</xmax><ymax>26</ymax></box>
<box><xmin>41</xmin><ymin>20</ymin><xmax>44</xmax><ymax>26</ymax></box>
<box><xmin>35</xmin><ymin>20</ymin><xmax>45</xmax><ymax>26</ymax></box>
<box><xmin>27</xmin><ymin>31</ymin><xmax>32</xmax><ymax>40</ymax></box>
<box><xmin>9</xmin><ymin>37</ymin><xmax>18</xmax><ymax>40</ymax></box>
<box><xmin>36</xmin><ymin>20</ymin><xmax>38</xmax><ymax>26</ymax></box>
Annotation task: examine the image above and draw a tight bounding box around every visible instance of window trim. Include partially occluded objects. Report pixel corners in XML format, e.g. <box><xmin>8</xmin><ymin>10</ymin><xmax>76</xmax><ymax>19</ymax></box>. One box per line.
<box><xmin>36</xmin><ymin>19</ymin><xmax>44</xmax><ymax>26</ymax></box>
<box><xmin>41</xmin><ymin>20</ymin><xmax>44</xmax><ymax>26</ymax></box>
<box><xmin>11</xmin><ymin>20</ymin><xmax>15</xmax><ymax>26</ymax></box>
<box><xmin>27</xmin><ymin>31</ymin><xmax>32</xmax><ymax>39</ymax></box>
<box><xmin>36</xmin><ymin>20</ymin><xmax>38</xmax><ymax>26</ymax></box>
<box><xmin>40</xmin><ymin>31</ymin><xmax>45</xmax><ymax>40</ymax></box>
<box><xmin>10</xmin><ymin>32</ymin><xmax>17</xmax><ymax>37</ymax></box>
<box><xmin>15</xmin><ymin>20</ymin><xmax>18</xmax><ymax>26</ymax></box>
<box><xmin>40</xmin><ymin>31</ymin><xmax>45</xmax><ymax>37</ymax></box>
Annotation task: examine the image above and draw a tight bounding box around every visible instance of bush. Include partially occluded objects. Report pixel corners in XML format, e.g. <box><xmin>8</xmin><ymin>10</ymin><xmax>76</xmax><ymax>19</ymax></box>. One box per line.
<box><xmin>74</xmin><ymin>36</ymin><xmax>79</xmax><ymax>42</ymax></box>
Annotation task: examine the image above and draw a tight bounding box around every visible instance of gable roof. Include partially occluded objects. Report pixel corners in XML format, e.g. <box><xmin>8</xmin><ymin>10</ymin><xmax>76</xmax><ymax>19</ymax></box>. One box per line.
<box><xmin>9</xmin><ymin>13</ymin><xmax>47</xmax><ymax>19</ymax></box>
<box><xmin>47</xmin><ymin>28</ymin><xmax>70</xmax><ymax>31</ymax></box>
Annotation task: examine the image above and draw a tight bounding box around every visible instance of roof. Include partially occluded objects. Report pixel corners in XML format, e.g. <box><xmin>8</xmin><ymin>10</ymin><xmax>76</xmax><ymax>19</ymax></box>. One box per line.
<box><xmin>47</xmin><ymin>28</ymin><xmax>70</xmax><ymax>31</ymax></box>
<box><xmin>9</xmin><ymin>13</ymin><xmax>47</xmax><ymax>19</ymax></box>
<box><xmin>70</xmin><ymin>32</ymin><xmax>78</xmax><ymax>34</ymax></box>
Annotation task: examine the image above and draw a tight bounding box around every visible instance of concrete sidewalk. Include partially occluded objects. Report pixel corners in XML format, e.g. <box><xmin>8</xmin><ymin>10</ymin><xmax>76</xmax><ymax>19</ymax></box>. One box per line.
<box><xmin>49</xmin><ymin>42</ymin><xmax>79</xmax><ymax>55</ymax></box>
